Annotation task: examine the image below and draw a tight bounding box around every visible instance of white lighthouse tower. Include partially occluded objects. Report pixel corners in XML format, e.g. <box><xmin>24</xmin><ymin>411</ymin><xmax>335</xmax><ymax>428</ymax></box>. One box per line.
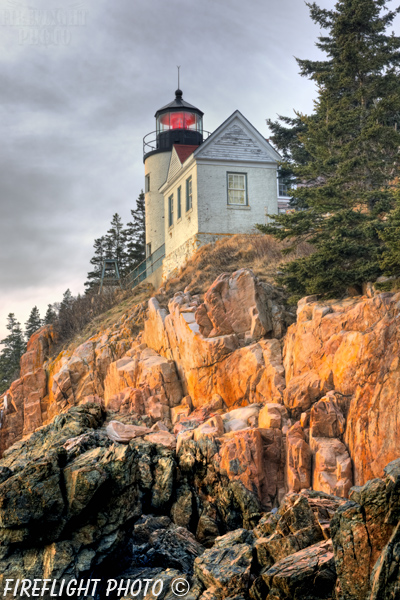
<box><xmin>143</xmin><ymin>89</ymin><xmax>204</xmax><ymax>259</ymax></box>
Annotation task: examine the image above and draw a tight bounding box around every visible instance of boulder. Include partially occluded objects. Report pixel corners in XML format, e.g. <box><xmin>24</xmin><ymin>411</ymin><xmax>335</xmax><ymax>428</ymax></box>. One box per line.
<box><xmin>144</xmin><ymin>431</ymin><xmax>177</xmax><ymax>450</ymax></box>
<box><xmin>145</xmin><ymin>395</ymin><xmax>171</xmax><ymax>423</ymax></box>
<box><xmin>254</xmin><ymin>493</ymin><xmax>325</xmax><ymax>569</ymax></box>
<box><xmin>258</xmin><ymin>403</ymin><xmax>288</xmax><ymax>429</ymax></box>
<box><xmin>104</xmin><ymin>348</ymin><xmax>183</xmax><ymax>410</ymax></box>
<box><xmin>261</xmin><ymin>539</ymin><xmax>336</xmax><ymax>600</ymax></box>
<box><xmin>286</xmin><ymin>422</ymin><xmax>312</xmax><ymax>493</ymax></box>
<box><xmin>194</xmin><ymin>269</ymin><xmax>289</xmax><ymax>343</ymax></box>
<box><xmin>216</xmin><ymin>428</ymin><xmax>284</xmax><ymax>510</ymax></box>
<box><xmin>283</xmin><ymin>371</ymin><xmax>332</xmax><ymax>418</ymax></box>
<box><xmin>193</xmin><ymin>415</ymin><xmax>225</xmax><ymax>441</ymax></box>
<box><xmin>171</xmin><ymin>403</ymin><xmax>191</xmax><ymax>425</ymax></box>
<box><xmin>223</xmin><ymin>405</ymin><xmax>261</xmax><ymax>432</ymax></box>
<box><xmin>311</xmin><ymin>437</ymin><xmax>353</xmax><ymax>498</ymax></box>
<box><xmin>174</xmin><ymin>397</ymin><xmax>225</xmax><ymax>435</ymax></box>
<box><xmin>194</xmin><ymin>530</ymin><xmax>254</xmax><ymax>598</ymax></box>
<box><xmin>105</xmin><ymin>387</ymin><xmax>145</xmax><ymax>414</ymax></box>
<box><xmin>331</xmin><ymin>459</ymin><xmax>400</xmax><ymax>600</ymax></box>
<box><xmin>128</xmin><ymin>516</ymin><xmax>204</xmax><ymax>576</ymax></box>
<box><xmin>310</xmin><ymin>394</ymin><xmax>346</xmax><ymax>439</ymax></box>
<box><xmin>106</xmin><ymin>420</ymin><xmax>151</xmax><ymax>443</ymax></box>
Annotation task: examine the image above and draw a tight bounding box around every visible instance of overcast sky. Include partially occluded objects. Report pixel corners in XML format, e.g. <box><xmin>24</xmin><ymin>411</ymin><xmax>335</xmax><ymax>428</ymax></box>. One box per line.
<box><xmin>0</xmin><ymin>0</ymin><xmax>388</xmax><ymax>343</ymax></box>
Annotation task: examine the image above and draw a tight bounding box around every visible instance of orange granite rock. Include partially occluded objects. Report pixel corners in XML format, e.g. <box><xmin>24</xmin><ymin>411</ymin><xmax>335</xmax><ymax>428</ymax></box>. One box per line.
<box><xmin>286</xmin><ymin>422</ymin><xmax>312</xmax><ymax>493</ymax></box>
<box><xmin>0</xmin><ymin>326</ymin><xmax>55</xmax><ymax>454</ymax></box>
<box><xmin>310</xmin><ymin>393</ymin><xmax>346</xmax><ymax>439</ymax></box>
<box><xmin>216</xmin><ymin>428</ymin><xmax>284</xmax><ymax>509</ymax></box>
<box><xmin>143</xmin><ymin>293</ymin><xmax>285</xmax><ymax>408</ymax></box>
<box><xmin>19</xmin><ymin>325</ymin><xmax>56</xmax><ymax>378</ymax></box>
<box><xmin>194</xmin><ymin>269</ymin><xmax>292</xmax><ymax>343</ymax></box>
<box><xmin>284</xmin><ymin>292</ymin><xmax>400</xmax><ymax>485</ymax></box>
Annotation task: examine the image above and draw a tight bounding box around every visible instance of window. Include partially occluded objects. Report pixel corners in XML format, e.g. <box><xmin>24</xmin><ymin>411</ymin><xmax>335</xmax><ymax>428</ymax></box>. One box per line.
<box><xmin>278</xmin><ymin>180</ymin><xmax>290</xmax><ymax>198</ymax></box>
<box><xmin>186</xmin><ymin>176</ymin><xmax>192</xmax><ymax>211</ymax></box>
<box><xmin>177</xmin><ymin>186</ymin><xmax>182</xmax><ymax>219</ymax></box>
<box><xmin>145</xmin><ymin>174</ymin><xmax>150</xmax><ymax>193</ymax></box>
<box><xmin>146</xmin><ymin>243</ymin><xmax>152</xmax><ymax>257</ymax></box>
<box><xmin>227</xmin><ymin>173</ymin><xmax>247</xmax><ymax>205</ymax></box>
<box><xmin>277</xmin><ymin>171</ymin><xmax>292</xmax><ymax>198</ymax></box>
<box><xmin>168</xmin><ymin>195</ymin><xmax>174</xmax><ymax>227</ymax></box>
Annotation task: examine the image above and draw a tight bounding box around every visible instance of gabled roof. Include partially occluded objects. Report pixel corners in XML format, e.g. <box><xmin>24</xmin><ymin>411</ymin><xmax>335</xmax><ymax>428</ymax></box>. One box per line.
<box><xmin>193</xmin><ymin>110</ymin><xmax>281</xmax><ymax>163</ymax></box>
<box><xmin>174</xmin><ymin>144</ymin><xmax>199</xmax><ymax>164</ymax></box>
<box><xmin>163</xmin><ymin>144</ymin><xmax>199</xmax><ymax>187</ymax></box>
<box><xmin>160</xmin><ymin>111</ymin><xmax>281</xmax><ymax>194</ymax></box>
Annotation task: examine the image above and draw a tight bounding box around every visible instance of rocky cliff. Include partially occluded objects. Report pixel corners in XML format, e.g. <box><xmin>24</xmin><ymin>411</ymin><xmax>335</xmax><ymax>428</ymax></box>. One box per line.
<box><xmin>0</xmin><ymin>267</ymin><xmax>399</xmax><ymax>599</ymax></box>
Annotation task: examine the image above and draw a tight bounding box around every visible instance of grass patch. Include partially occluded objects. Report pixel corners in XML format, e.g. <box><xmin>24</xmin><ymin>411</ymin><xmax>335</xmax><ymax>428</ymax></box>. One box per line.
<box><xmin>161</xmin><ymin>233</ymin><xmax>313</xmax><ymax>299</ymax></box>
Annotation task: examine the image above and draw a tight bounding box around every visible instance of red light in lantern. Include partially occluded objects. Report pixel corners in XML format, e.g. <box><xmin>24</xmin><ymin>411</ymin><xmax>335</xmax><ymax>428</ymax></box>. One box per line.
<box><xmin>170</xmin><ymin>112</ymin><xmax>184</xmax><ymax>129</ymax></box>
<box><xmin>185</xmin><ymin>112</ymin><xmax>196</xmax><ymax>128</ymax></box>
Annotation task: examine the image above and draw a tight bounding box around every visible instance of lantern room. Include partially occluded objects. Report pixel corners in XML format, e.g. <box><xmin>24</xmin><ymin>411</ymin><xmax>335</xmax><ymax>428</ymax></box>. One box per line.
<box><xmin>143</xmin><ymin>89</ymin><xmax>204</xmax><ymax>159</ymax></box>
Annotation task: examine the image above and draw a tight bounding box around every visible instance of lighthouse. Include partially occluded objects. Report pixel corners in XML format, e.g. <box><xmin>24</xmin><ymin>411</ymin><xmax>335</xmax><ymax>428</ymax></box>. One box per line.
<box><xmin>137</xmin><ymin>89</ymin><xmax>286</xmax><ymax>288</ymax></box>
<box><xmin>143</xmin><ymin>89</ymin><xmax>204</xmax><ymax>261</ymax></box>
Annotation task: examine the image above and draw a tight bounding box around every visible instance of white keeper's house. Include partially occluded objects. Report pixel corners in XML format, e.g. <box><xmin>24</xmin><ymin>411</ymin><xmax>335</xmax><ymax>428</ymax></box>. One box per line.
<box><xmin>133</xmin><ymin>88</ymin><xmax>290</xmax><ymax>288</ymax></box>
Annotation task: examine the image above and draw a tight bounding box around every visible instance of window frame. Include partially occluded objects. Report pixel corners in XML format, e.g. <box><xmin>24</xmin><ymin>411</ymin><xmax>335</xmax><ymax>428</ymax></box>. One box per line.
<box><xmin>145</xmin><ymin>174</ymin><xmax>150</xmax><ymax>193</ymax></box>
<box><xmin>227</xmin><ymin>172</ymin><xmax>248</xmax><ymax>206</ymax></box>
<box><xmin>177</xmin><ymin>186</ymin><xmax>182</xmax><ymax>220</ymax></box>
<box><xmin>278</xmin><ymin>179</ymin><xmax>290</xmax><ymax>198</ymax></box>
<box><xmin>168</xmin><ymin>194</ymin><xmax>174</xmax><ymax>228</ymax></box>
<box><xmin>186</xmin><ymin>176</ymin><xmax>192</xmax><ymax>212</ymax></box>
<box><xmin>277</xmin><ymin>172</ymin><xmax>293</xmax><ymax>198</ymax></box>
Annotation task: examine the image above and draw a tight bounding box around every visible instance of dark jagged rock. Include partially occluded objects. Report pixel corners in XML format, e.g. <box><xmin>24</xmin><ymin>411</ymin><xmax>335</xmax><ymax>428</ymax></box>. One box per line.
<box><xmin>331</xmin><ymin>458</ymin><xmax>400</xmax><ymax>600</ymax></box>
<box><xmin>261</xmin><ymin>539</ymin><xmax>336</xmax><ymax>600</ymax></box>
<box><xmin>194</xmin><ymin>530</ymin><xmax>254</xmax><ymax>599</ymax></box>
<box><xmin>0</xmin><ymin>404</ymin><xmax>179</xmax><ymax>595</ymax></box>
<box><xmin>127</xmin><ymin>515</ymin><xmax>204</xmax><ymax>576</ymax></box>
<box><xmin>253</xmin><ymin>491</ymin><xmax>345</xmax><ymax>572</ymax></box>
<box><xmin>1</xmin><ymin>398</ymin><xmax>400</xmax><ymax>600</ymax></box>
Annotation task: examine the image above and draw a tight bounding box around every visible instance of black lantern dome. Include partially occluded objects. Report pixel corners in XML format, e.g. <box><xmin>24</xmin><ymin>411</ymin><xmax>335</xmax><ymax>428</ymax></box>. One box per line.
<box><xmin>143</xmin><ymin>90</ymin><xmax>204</xmax><ymax>159</ymax></box>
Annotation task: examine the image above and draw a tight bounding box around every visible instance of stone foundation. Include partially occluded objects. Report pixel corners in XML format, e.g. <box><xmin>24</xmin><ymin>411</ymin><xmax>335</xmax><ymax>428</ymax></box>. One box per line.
<box><xmin>162</xmin><ymin>232</ymin><xmax>233</xmax><ymax>279</ymax></box>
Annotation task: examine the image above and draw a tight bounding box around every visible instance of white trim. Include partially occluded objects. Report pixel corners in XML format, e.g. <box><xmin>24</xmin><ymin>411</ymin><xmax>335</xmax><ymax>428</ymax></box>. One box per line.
<box><xmin>227</xmin><ymin>172</ymin><xmax>248</xmax><ymax>206</ymax></box>
<box><xmin>227</xmin><ymin>205</ymin><xmax>251</xmax><ymax>210</ymax></box>
<box><xmin>160</xmin><ymin>154</ymin><xmax>196</xmax><ymax>193</ymax></box>
<box><xmin>196</xmin><ymin>158</ymin><xmax>277</xmax><ymax>168</ymax></box>
<box><xmin>194</xmin><ymin>110</ymin><xmax>281</xmax><ymax>162</ymax></box>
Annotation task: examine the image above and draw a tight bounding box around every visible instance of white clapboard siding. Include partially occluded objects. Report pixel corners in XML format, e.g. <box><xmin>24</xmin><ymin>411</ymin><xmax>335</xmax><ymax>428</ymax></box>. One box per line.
<box><xmin>198</xmin><ymin>124</ymin><xmax>274</xmax><ymax>162</ymax></box>
<box><xmin>166</xmin><ymin>148</ymin><xmax>183</xmax><ymax>181</ymax></box>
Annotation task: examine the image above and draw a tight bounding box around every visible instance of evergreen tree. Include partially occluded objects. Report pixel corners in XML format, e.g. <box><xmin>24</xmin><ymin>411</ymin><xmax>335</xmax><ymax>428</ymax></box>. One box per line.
<box><xmin>105</xmin><ymin>213</ymin><xmax>126</xmax><ymax>272</ymax></box>
<box><xmin>124</xmin><ymin>191</ymin><xmax>146</xmax><ymax>274</ymax></box>
<box><xmin>44</xmin><ymin>304</ymin><xmax>58</xmax><ymax>325</ymax></box>
<box><xmin>257</xmin><ymin>0</ymin><xmax>400</xmax><ymax>298</ymax></box>
<box><xmin>85</xmin><ymin>213</ymin><xmax>129</xmax><ymax>291</ymax></box>
<box><xmin>25</xmin><ymin>306</ymin><xmax>42</xmax><ymax>341</ymax></box>
<box><xmin>0</xmin><ymin>314</ymin><xmax>26</xmax><ymax>393</ymax></box>
<box><xmin>57</xmin><ymin>289</ymin><xmax>75</xmax><ymax>339</ymax></box>
<box><xmin>85</xmin><ymin>236</ymin><xmax>107</xmax><ymax>292</ymax></box>
<box><xmin>380</xmin><ymin>187</ymin><xmax>400</xmax><ymax>276</ymax></box>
